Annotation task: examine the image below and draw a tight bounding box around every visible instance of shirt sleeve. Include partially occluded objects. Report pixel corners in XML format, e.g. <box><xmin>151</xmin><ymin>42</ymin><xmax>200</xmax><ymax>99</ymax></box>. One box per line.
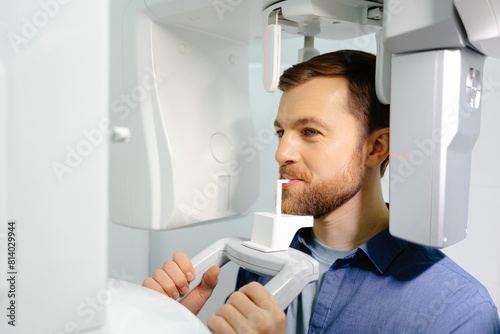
<box><xmin>428</xmin><ymin>284</ymin><xmax>500</xmax><ymax>334</ymax></box>
<box><xmin>447</xmin><ymin>301</ymin><xmax>500</xmax><ymax>333</ymax></box>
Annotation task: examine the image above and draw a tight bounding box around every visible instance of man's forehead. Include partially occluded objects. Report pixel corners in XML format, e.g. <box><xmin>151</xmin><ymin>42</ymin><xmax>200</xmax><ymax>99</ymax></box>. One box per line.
<box><xmin>281</xmin><ymin>76</ymin><xmax>349</xmax><ymax>98</ymax></box>
<box><xmin>275</xmin><ymin>77</ymin><xmax>351</xmax><ymax>128</ymax></box>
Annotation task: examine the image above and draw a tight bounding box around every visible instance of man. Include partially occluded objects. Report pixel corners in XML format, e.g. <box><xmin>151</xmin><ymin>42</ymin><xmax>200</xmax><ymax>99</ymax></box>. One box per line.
<box><xmin>143</xmin><ymin>50</ymin><xmax>500</xmax><ymax>333</ymax></box>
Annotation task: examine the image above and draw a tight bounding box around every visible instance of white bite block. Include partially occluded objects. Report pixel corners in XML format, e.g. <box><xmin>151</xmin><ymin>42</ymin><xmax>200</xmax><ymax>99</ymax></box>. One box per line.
<box><xmin>245</xmin><ymin>212</ymin><xmax>314</xmax><ymax>251</ymax></box>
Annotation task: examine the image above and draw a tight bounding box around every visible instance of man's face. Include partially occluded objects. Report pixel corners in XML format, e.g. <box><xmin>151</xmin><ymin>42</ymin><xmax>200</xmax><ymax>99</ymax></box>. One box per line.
<box><xmin>274</xmin><ymin>77</ymin><xmax>365</xmax><ymax>218</ymax></box>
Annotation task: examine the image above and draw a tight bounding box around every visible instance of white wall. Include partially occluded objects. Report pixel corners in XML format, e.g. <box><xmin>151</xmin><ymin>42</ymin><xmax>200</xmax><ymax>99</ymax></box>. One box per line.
<box><xmin>0</xmin><ymin>1</ymin><xmax>110</xmax><ymax>333</ymax></box>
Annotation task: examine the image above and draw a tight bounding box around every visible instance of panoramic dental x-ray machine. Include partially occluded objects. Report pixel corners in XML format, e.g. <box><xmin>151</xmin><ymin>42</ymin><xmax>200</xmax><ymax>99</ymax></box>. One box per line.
<box><xmin>110</xmin><ymin>0</ymin><xmax>500</xmax><ymax>313</ymax></box>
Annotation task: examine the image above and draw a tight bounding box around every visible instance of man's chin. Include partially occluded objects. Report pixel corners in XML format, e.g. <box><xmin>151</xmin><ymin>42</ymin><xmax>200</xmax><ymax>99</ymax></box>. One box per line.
<box><xmin>281</xmin><ymin>193</ymin><xmax>354</xmax><ymax>218</ymax></box>
<box><xmin>281</xmin><ymin>198</ymin><xmax>311</xmax><ymax>216</ymax></box>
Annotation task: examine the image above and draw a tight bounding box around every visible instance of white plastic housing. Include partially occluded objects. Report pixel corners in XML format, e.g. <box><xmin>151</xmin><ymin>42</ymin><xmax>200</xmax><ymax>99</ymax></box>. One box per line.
<box><xmin>263</xmin><ymin>24</ymin><xmax>281</xmax><ymax>93</ymax></box>
<box><xmin>261</xmin><ymin>0</ymin><xmax>383</xmax><ymax>93</ymax></box>
<box><xmin>383</xmin><ymin>0</ymin><xmax>467</xmax><ymax>54</ymax></box>
<box><xmin>262</xmin><ymin>0</ymin><xmax>382</xmax><ymax>40</ymax></box>
<box><xmin>110</xmin><ymin>1</ymin><xmax>259</xmax><ymax>230</ymax></box>
<box><xmin>454</xmin><ymin>0</ymin><xmax>500</xmax><ymax>57</ymax></box>
<box><xmin>389</xmin><ymin>48</ymin><xmax>486</xmax><ymax>248</ymax></box>
<box><xmin>106</xmin><ymin>279</ymin><xmax>209</xmax><ymax>333</ymax></box>
<box><xmin>375</xmin><ymin>29</ymin><xmax>391</xmax><ymax>105</ymax></box>
<box><xmin>298</xmin><ymin>46</ymin><xmax>321</xmax><ymax>62</ymax></box>
<box><xmin>245</xmin><ymin>212</ymin><xmax>314</xmax><ymax>251</ymax></box>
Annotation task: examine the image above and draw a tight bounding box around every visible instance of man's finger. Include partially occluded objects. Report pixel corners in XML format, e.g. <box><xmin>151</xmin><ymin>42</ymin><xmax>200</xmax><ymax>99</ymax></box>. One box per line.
<box><xmin>207</xmin><ymin>314</ymin><xmax>237</xmax><ymax>334</ymax></box>
<box><xmin>239</xmin><ymin>281</ymin><xmax>278</xmax><ymax>311</ymax></box>
<box><xmin>197</xmin><ymin>265</ymin><xmax>220</xmax><ymax>297</ymax></box>
<box><xmin>235</xmin><ymin>282</ymin><xmax>287</xmax><ymax>332</ymax></box>
<box><xmin>226</xmin><ymin>290</ymin><xmax>258</xmax><ymax>318</ymax></box>
<box><xmin>152</xmin><ymin>268</ymin><xmax>180</xmax><ymax>299</ymax></box>
<box><xmin>142</xmin><ymin>277</ymin><xmax>166</xmax><ymax>295</ymax></box>
<box><xmin>172</xmin><ymin>251</ymin><xmax>195</xmax><ymax>282</ymax></box>
<box><xmin>179</xmin><ymin>265</ymin><xmax>220</xmax><ymax>315</ymax></box>
<box><xmin>223</xmin><ymin>292</ymin><xmax>270</xmax><ymax>333</ymax></box>
<box><xmin>163</xmin><ymin>260</ymin><xmax>189</xmax><ymax>295</ymax></box>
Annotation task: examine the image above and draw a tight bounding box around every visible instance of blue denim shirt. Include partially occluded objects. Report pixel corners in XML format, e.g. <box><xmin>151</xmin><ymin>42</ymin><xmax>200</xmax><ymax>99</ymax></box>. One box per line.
<box><xmin>235</xmin><ymin>228</ymin><xmax>500</xmax><ymax>333</ymax></box>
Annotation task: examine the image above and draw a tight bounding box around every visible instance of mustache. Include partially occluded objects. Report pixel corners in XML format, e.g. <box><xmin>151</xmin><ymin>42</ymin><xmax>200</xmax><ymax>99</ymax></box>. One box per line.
<box><xmin>279</xmin><ymin>165</ymin><xmax>311</xmax><ymax>182</ymax></box>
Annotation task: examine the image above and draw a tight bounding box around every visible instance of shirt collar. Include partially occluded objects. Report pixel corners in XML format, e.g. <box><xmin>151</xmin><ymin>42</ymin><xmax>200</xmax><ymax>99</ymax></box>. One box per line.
<box><xmin>358</xmin><ymin>228</ymin><xmax>408</xmax><ymax>274</ymax></box>
<box><xmin>293</xmin><ymin>227</ymin><xmax>408</xmax><ymax>275</ymax></box>
<box><xmin>291</xmin><ymin>228</ymin><xmax>313</xmax><ymax>255</ymax></box>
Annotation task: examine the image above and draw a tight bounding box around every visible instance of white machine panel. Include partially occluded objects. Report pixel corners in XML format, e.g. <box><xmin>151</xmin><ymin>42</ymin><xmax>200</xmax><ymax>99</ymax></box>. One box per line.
<box><xmin>262</xmin><ymin>0</ymin><xmax>382</xmax><ymax>40</ymax></box>
<box><xmin>110</xmin><ymin>1</ymin><xmax>259</xmax><ymax>230</ymax></box>
<box><xmin>455</xmin><ymin>0</ymin><xmax>500</xmax><ymax>57</ymax></box>
<box><xmin>383</xmin><ymin>0</ymin><xmax>467</xmax><ymax>54</ymax></box>
<box><xmin>390</xmin><ymin>48</ymin><xmax>485</xmax><ymax>247</ymax></box>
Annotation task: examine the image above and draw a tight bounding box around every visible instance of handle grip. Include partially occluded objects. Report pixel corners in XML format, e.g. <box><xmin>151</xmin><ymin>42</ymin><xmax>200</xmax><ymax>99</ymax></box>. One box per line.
<box><xmin>178</xmin><ymin>237</ymin><xmax>319</xmax><ymax>310</ymax></box>
<box><xmin>178</xmin><ymin>238</ymin><xmax>233</xmax><ymax>297</ymax></box>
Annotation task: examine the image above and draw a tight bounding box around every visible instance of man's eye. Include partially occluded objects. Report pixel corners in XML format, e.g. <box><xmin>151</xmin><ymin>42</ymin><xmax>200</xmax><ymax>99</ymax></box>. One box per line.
<box><xmin>303</xmin><ymin>128</ymin><xmax>319</xmax><ymax>137</ymax></box>
<box><xmin>275</xmin><ymin>129</ymin><xmax>284</xmax><ymax>138</ymax></box>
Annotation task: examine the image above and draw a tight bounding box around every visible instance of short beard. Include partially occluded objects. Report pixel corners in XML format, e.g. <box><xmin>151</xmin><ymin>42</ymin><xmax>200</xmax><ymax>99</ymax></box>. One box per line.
<box><xmin>280</xmin><ymin>151</ymin><xmax>364</xmax><ymax>219</ymax></box>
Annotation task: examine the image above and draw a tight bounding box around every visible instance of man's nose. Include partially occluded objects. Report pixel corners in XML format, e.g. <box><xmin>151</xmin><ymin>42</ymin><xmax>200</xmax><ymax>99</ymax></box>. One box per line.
<box><xmin>275</xmin><ymin>133</ymin><xmax>300</xmax><ymax>165</ymax></box>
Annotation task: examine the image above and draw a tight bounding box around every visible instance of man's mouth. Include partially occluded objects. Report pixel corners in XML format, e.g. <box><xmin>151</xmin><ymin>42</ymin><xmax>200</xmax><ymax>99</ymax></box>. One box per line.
<box><xmin>281</xmin><ymin>174</ymin><xmax>304</xmax><ymax>188</ymax></box>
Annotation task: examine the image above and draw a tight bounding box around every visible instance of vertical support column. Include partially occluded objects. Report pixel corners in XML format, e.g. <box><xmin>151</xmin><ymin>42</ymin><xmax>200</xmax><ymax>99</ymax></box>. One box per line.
<box><xmin>390</xmin><ymin>48</ymin><xmax>485</xmax><ymax>247</ymax></box>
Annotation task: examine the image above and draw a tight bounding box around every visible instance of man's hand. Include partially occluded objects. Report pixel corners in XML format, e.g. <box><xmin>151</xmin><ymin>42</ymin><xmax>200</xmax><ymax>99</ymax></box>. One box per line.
<box><xmin>142</xmin><ymin>251</ymin><xmax>220</xmax><ymax>315</ymax></box>
<box><xmin>207</xmin><ymin>282</ymin><xmax>286</xmax><ymax>334</ymax></box>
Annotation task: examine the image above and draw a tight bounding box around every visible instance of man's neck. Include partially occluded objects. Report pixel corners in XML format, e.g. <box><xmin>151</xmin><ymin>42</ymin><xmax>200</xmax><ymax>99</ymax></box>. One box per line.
<box><xmin>312</xmin><ymin>174</ymin><xmax>389</xmax><ymax>251</ymax></box>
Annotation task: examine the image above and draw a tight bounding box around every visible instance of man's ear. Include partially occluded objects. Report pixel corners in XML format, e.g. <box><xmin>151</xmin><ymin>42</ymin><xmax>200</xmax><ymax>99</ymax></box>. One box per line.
<box><xmin>365</xmin><ymin>128</ymin><xmax>390</xmax><ymax>168</ymax></box>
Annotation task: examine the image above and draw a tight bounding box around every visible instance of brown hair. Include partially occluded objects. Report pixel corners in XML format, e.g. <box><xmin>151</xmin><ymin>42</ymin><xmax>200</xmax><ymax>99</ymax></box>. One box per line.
<box><xmin>278</xmin><ymin>50</ymin><xmax>390</xmax><ymax>176</ymax></box>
